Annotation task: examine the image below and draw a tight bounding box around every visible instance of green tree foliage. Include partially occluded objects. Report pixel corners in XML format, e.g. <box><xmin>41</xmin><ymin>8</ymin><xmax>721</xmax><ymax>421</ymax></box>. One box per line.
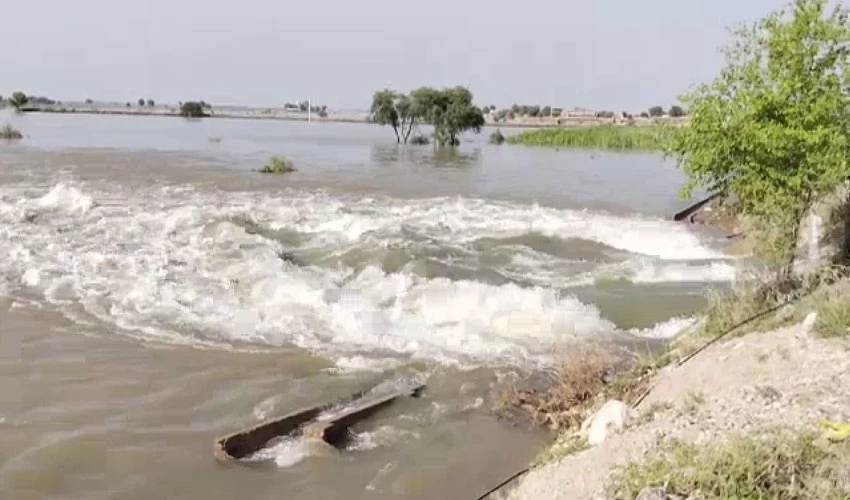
<box><xmin>9</xmin><ymin>91</ymin><xmax>28</xmax><ymax>111</ymax></box>
<box><xmin>667</xmin><ymin>0</ymin><xmax>850</xmax><ymax>270</ymax></box>
<box><xmin>147</xmin><ymin>99</ymin><xmax>155</xmax><ymax>107</ymax></box>
<box><xmin>409</xmin><ymin>86</ymin><xmax>485</xmax><ymax>146</ymax></box>
<box><xmin>138</xmin><ymin>98</ymin><xmax>145</xmax><ymax>106</ymax></box>
<box><xmin>372</xmin><ymin>87</ymin><xmax>484</xmax><ymax>146</ymax></box>
<box><xmin>370</xmin><ymin>89</ymin><xmax>403</xmax><ymax>143</ymax></box>
<box><xmin>669</xmin><ymin>105</ymin><xmax>686</xmax><ymax>117</ymax></box>
<box><xmin>542</xmin><ymin>106</ymin><xmax>552</xmax><ymax>117</ymax></box>
<box><xmin>648</xmin><ymin>105</ymin><xmax>665</xmax><ymax>117</ymax></box>
<box><xmin>180</xmin><ymin>101</ymin><xmax>207</xmax><ymax>118</ymax></box>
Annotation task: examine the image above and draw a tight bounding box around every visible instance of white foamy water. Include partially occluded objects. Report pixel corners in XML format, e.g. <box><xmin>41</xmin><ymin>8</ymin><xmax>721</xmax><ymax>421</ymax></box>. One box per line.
<box><xmin>248</xmin><ymin>437</ymin><xmax>315</xmax><ymax>468</ymax></box>
<box><xmin>0</xmin><ymin>180</ymin><xmax>735</xmax><ymax>367</ymax></box>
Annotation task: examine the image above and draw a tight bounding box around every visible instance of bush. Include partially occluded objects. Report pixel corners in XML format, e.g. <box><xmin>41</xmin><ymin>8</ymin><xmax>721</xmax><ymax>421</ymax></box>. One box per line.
<box><xmin>409</xmin><ymin>135</ymin><xmax>430</xmax><ymax>145</ymax></box>
<box><xmin>259</xmin><ymin>156</ymin><xmax>296</xmax><ymax>174</ymax></box>
<box><xmin>180</xmin><ymin>101</ymin><xmax>207</xmax><ymax>118</ymax></box>
<box><xmin>609</xmin><ymin>431</ymin><xmax>850</xmax><ymax>500</ymax></box>
<box><xmin>0</xmin><ymin>124</ymin><xmax>23</xmax><ymax>139</ymax></box>
<box><xmin>489</xmin><ymin>129</ymin><xmax>506</xmax><ymax>145</ymax></box>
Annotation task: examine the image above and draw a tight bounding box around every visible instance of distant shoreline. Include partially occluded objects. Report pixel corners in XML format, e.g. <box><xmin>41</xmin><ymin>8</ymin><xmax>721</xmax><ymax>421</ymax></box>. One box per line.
<box><xmin>19</xmin><ymin>105</ymin><xmax>682</xmax><ymax>130</ymax></box>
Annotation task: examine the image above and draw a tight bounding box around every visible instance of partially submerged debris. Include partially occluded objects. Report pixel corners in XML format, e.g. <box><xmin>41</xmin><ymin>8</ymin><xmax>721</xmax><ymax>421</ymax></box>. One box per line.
<box><xmin>214</xmin><ymin>383</ymin><xmax>425</xmax><ymax>463</ymax></box>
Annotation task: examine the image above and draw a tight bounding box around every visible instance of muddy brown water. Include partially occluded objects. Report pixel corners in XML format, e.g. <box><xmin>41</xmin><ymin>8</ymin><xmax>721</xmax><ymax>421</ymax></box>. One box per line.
<box><xmin>0</xmin><ymin>113</ymin><xmax>738</xmax><ymax>499</ymax></box>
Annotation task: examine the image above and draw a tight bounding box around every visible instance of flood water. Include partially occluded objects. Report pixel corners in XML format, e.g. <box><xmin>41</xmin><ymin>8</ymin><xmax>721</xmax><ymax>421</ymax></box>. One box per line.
<box><xmin>0</xmin><ymin>112</ymin><xmax>738</xmax><ymax>499</ymax></box>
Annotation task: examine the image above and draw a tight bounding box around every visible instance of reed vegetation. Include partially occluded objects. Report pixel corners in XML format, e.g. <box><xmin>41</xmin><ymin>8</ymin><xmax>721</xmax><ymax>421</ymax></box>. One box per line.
<box><xmin>506</xmin><ymin>126</ymin><xmax>666</xmax><ymax>150</ymax></box>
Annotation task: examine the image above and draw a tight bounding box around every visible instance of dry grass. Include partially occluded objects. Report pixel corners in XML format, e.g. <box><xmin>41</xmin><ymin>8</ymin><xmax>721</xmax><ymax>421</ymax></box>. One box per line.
<box><xmin>495</xmin><ymin>341</ymin><xmax>670</xmax><ymax>432</ymax></box>
<box><xmin>687</xmin><ymin>267</ymin><xmax>850</xmax><ymax>343</ymax></box>
<box><xmin>532</xmin><ymin>433</ymin><xmax>589</xmax><ymax>467</ymax></box>
<box><xmin>495</xmin><ymin>342</ymin><xmax>615</xmax><ymax>431</ymax></box>
<box><xmin>813</xmin><ymin>279</ymin><xmax>850</xmax><ymax>338</ymax></box>
<box><xmin>609</xmin><ymin>430</ymin><xmax>850</xmax><ymax>500</ymax></box>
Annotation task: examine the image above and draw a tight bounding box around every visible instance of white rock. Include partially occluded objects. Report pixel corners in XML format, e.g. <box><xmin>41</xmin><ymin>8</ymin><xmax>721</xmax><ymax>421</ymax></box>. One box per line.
<box><xmin>585</xmin><ymin>400</ymin><xmax>634</xmax><ymax>446</ymax></box>
<box><xmin>802</xmin><ymin>312</ymin><xmax>817</xmax><ymax>333</ymax></box>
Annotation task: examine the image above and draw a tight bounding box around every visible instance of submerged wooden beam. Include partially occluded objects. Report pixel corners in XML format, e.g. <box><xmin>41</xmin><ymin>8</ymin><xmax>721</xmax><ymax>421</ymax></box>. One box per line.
<box><xmin>214</xmin><ymin>384</ymin><xmax>425</xmax><ymax>463</ymax></box>
<box><xmin>673</xmin><ymin>193</ymin><xmax>720</xmax><ymax>222</ymax></box>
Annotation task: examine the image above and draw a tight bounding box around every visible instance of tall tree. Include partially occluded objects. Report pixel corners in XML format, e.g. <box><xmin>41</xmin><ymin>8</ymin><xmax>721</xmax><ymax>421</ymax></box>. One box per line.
<box><xmin>667</xmin><ymin>0</ymin><xmax>850</xmax><ymax>271</ymax></box>
<box><xmin>371</xmin><ymin>89</ymin><xmax>401</xmax><ymax>143</ymax></box>
<box><xmin>411</xmin><ymin>86</ymin><xmax>484</xmax><ymax>146</ymax></box>
<box><xmin>669</xmin><ymin>105</ymin><xmax>686</xmax><ymax>117</ymax></box>
<box><xmin>370</xmin><ymin>90</ymin><xmax>420</xmax><ymax>144</ymax></box>
<box><xmin>9</xmin><ymin>91</ymin><xmax>28</xmax><ymax>111</ymax></box>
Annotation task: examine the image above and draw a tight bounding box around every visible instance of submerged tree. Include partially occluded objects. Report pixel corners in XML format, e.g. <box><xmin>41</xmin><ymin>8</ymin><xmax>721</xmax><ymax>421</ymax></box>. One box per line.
<box><xmin>370</xmin><ymin>90</ymin><xmax>419</xmax><ymax>143</ymax></box>
<box><xmin>372</xmin><ymin>86</ymin><xmax>485</xmax><ymax>146</ymax></box>
<box><xmin>667</xmin><ymin>0</ymin><xmax>850</xmax><ymax>271</ymax></box>
<box><xmin>410</xmin><ymin>86</ymin><xmax>484</xmax><ymax>146</ymax></box>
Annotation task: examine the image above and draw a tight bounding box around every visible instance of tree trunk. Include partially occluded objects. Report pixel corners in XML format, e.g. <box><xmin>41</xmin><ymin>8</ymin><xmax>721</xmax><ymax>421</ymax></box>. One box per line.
<box><xmin>402</xmin><ymin>119</ymin><xmax>415</xmax><ymax>143</ymax></box>
<box><xmin>392</xmin><ymin>126</ymin><xmax>400</xmax><ymax>144</ymax></box>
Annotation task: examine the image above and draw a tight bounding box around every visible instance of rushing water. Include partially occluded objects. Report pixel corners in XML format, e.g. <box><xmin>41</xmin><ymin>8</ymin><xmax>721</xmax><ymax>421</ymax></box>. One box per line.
<box><xmin>0</xmin><ymin>112</ymin><xmax>738</xmax><ymax>499</ymax></box>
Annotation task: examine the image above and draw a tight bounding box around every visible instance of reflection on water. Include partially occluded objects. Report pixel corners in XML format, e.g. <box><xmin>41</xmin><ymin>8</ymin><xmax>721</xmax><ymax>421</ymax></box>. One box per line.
<box><xmin>370</xmin><ymin>144</ymin><xmax>482</xmax><ymax>169</ymax></box>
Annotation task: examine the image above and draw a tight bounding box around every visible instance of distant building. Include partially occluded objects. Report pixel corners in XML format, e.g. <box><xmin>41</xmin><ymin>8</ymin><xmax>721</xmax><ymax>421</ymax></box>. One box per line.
<box><xmin>565</xmin><ymin>107</ymin><xmax>597</xmax><ymax>118</ymax></box>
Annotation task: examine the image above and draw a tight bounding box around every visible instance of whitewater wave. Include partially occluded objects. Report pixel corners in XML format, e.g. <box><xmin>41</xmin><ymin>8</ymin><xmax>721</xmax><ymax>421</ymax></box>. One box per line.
<box><xmin>0</xmin><ymin>181</ymin><xmax>734</xmax><ymax>366</ymax></box>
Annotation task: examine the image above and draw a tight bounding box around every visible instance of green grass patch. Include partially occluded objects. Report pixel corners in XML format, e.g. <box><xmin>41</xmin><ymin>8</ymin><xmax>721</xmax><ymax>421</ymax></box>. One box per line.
<box><xmin>814</xmin><ymin>282</ymin><xmax>850</xmax><ymax>338</ymax></box>
<box><xmin>1</xmin><ymin>124</ymin><xmax>23</xmax><ymax>139</ymax></box>
<box><xmin>609</xmin><ymin>431</ymin><xmax>850</xmax><ymax>500</ymax></box>
<box><xmin>259</xmin><ymin>156</ymin><xmax>296</xmax><ymax>174</ymax></box>
<box><xmin>506</xmin><ymin>126</ymin><xmax>667</xmax><ymax>150</ymax></box>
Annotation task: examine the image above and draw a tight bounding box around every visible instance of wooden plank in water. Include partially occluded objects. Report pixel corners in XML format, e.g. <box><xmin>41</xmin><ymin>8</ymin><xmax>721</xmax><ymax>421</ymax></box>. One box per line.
<box><xmin>214</xmin><ymin>384</ymin><xmax>424</xmax><ymax>463</ymax></box>
<box><xmin>306</xmin><ymin>384</ymin><xmax>425</xmax><ymax>447</ymax></box>
<box><xmin>673</xmin><ymin>193</ymin><xmax>719</xmax><ymax>222</ymax></box>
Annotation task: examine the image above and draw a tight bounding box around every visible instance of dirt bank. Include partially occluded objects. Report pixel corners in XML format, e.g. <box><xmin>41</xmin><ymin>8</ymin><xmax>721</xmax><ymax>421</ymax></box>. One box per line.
<box><xmin>506</xmin><ymin>321</ymin><xmax>850</xmax><ymax>500</ymax></box>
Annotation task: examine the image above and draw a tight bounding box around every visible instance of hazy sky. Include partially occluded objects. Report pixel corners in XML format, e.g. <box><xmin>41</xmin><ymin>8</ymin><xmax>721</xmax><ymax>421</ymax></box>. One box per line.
<box><xmin>2</xmin><ymin>0</ymin><xmax>786</xmax><ymax>111</ymax></box>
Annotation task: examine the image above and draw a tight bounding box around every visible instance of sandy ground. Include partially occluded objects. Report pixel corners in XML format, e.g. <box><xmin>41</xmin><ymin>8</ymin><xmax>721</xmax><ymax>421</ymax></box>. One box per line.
<box><xmin>507</xmin><ymin>322</ymin><xmax>850</xmax><ymax>500</ymax></box>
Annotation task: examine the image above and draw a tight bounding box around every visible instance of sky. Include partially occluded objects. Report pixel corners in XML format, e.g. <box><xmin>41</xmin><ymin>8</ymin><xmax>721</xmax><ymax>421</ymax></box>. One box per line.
<box><xmin>2</xmin><ymin>0</ymin><xmax>787</xmax><ymax>111</ymax></box>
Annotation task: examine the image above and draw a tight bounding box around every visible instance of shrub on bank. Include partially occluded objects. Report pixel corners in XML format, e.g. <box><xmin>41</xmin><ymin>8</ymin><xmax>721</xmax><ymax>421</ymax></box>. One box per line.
<box><xmin>409</xmin><ymin>135</ymin><xmax>430</xmax><ymax>145</ymax></box>
<box><xmin>0</xmin><ymin>124</ymin><xmax>23</xmax><ymax>139</ymax></box>
<box><xmin>259</xmin><ymin>156</ymin><xmax>296</xmax><ymax>174</ymax></box>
